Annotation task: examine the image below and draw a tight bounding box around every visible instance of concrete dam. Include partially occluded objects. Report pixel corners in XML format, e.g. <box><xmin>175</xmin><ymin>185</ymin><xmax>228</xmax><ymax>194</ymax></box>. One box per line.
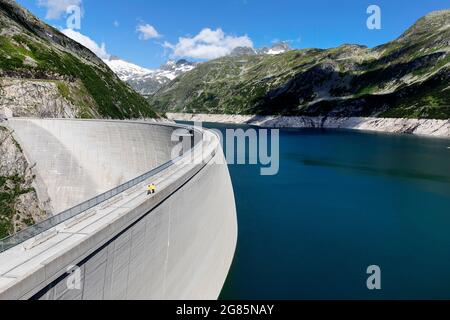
<box><xmin>0</xmin><ymin>119</ymin><xmax>237</xmax><ymax>299</ymax></box>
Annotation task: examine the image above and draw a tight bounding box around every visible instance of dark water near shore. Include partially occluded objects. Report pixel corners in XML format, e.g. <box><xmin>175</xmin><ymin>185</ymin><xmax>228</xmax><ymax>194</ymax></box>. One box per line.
<box><xmin>184</xmin><ymin>122</ymin><xmax>450</xmax><ymax>299</ymax></box>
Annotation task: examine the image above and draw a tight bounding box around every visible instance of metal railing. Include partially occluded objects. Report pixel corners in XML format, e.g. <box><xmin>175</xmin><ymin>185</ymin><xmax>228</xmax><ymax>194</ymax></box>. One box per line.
<box><xmin>0</xmin><ymin>123</ymin><xmax>203</xmax><ymax>253</ymax></box>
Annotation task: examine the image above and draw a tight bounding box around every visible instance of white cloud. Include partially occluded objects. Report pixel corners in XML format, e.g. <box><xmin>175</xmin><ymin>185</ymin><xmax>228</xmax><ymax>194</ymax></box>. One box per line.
<box><xmin>37</xmin><ymin>0</ymin><xmax>82</xmax><ymax>20</ymax></box>
<box><xmin>61</xmin><ymin>29</ymin><xmax>110</xmax><ymax>59</ymax></box>
<box><xmin>137</xmin><ymin>24</ymin><xmax>161</xmax><ymax>40</ymax></box>
<box><xmin>164</xmin><ymin>28</ymin><xmax>253</xmax><ymax>60</ymax></box>
<box><xmin>113</xmin><ymin>20</ymin><xmax>120</xmax><ymax>28</ymax></box>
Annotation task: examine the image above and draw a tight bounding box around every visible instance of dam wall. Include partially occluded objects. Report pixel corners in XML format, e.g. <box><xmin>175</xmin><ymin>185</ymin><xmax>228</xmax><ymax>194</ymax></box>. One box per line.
<box><xmin>7</xmin><ymin>119</ymin><xmax>180</xmax><ymax>214</ymax></box>
<box><xmin>0</xmin><ymin>120</ymin><xmax>237</xmax><ymax>300</ymax></box>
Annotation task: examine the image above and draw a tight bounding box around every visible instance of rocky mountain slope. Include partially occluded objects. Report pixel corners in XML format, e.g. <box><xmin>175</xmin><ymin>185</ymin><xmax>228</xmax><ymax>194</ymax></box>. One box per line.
<box><xmin>149</xmin><ymin>11</ymin><xmax>450</xmax><ymax>119</ymax></box>
<box><xmin>0</xmin><ymin>0</ymin><xmax>157</xmax><ymax>119</ymax></box>
<box><xmin>0</xmin><ymin>124</ymin><xmax>47</xmax><ymax>238</ymax></box>
<box><xmin>102</xmin><ymin>56</ymin><xmax>152</xmax><ymax>81</ymax></box>
<box><xmin>104</xmin><ymin>58</ymin><xmax>196</xmax><ymax>96</ymax></box>
<box><xmin>106</xmin><ymin>43</ymin><xmax>291</xmax><ymax>97</ymax></box>
<box><xmin>230</xmin><ymin>42</ymin><xmax>292</xmax><ymax>56</ymax></box>
<box><xmin>117</xmin><ymin>59</ymin><xmax>196</xmax><ymax>96</ymax></box>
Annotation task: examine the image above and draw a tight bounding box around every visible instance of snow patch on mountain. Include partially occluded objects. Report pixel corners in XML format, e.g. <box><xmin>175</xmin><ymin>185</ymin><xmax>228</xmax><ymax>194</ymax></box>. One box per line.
<box><xmin>230</xmin><ymin>42</ymin><xmax>292</xmax><ymax>57</ymax></box>
<box><xmin>103</xmin><ymin>56</ymin><xmax>152</xmax><ymax>81</ymax></box>
<box><xmin>104</xmin><ymin>57</ymin><xmax>197</xmax><ymax>96</ymax></box>
<box><xmin>258</xmin><ymin>42</ymin><xmax>292</xmax><ymax>55</ymax></box>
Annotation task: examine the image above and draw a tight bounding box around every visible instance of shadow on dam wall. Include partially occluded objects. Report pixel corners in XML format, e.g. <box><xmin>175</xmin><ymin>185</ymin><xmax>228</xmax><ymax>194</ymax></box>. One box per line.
<box><xmin>0</xmin><ymin>119</ymin><xmax>237</xmax><ymax>300</ymax></box>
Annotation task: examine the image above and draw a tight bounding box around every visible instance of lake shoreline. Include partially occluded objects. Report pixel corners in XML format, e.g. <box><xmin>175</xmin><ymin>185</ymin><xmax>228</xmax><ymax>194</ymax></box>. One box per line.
<box><xmin>167</xmin><ymin>113</ymin><xmax>450</xmax><ymax>138</ymax></box>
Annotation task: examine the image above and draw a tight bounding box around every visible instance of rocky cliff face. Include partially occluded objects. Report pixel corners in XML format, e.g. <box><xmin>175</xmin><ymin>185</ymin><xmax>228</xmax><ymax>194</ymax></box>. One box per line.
<box><xmin>150</xmin><ymin>10</ymin><xmax>450</xmax><ymax>119</ymax></box>
<box><xmin>0</xmin><ymin>78</ymin><xmax>101</xmax><ymax>118</ymax></box>
<box><xmin>0</xmin><ymin>125</ymin><xmax>47</xmax><ymax>239</ymax></box>
<box><xmin>0</xmin><ymin>0</ymin><xmax>157</xmax><ymax>119</ymax></box>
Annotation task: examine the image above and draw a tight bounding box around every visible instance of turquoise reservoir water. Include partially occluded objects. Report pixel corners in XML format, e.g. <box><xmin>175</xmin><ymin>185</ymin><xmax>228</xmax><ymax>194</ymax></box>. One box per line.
<box><xmin>187</xmin><ymin>122</ymin><xmax>450</xmax><ymax>299</ymax></box>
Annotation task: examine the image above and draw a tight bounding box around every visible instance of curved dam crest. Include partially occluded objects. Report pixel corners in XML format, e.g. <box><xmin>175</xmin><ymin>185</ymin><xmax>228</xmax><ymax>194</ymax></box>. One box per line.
<box><xmin>7</xmin><ymin>119</ymin><xmax>179</xmax><ymax>214</ymax></box>
<box><xmin>0</xmin><ymin>119</ymin><xmax>237</xmax><ymax>300</ymax></box>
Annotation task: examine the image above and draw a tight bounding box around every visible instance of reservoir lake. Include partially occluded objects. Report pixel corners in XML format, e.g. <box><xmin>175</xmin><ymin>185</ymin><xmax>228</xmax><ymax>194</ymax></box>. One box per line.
<box><xmin>183</xmin><ymin>122</ymin><xmax>450</xmax><ymax>299</ymax></box>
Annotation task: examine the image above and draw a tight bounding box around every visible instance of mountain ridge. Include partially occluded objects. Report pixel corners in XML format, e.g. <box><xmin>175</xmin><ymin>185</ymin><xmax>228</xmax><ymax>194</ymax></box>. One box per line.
<box><xmin>149</xmin><ymin>10</ymin><xmax>450</xmax><ymax>119</ymax></box>
<box><xmin>104</xmin><ymin>57</ymin><xmax>196</xmax><ymax>96</ymax></box>
<box><xmin>0</xmin><ymin>0</ymin><xmax>158</xmax><ymax>119</ymax></box>
<box><xmin>105</xmin><ymin>42</ymin><xmax>292</xmax><ymax>97</ymax></box>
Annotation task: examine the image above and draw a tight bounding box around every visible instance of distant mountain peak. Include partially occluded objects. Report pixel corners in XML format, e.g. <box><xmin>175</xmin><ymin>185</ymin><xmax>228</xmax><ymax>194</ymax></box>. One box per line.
<box><xmin>105</xmin><ymin>57</ymin><xmax>196</xmax><ymax>96</ymax></box>
<box><xmin>229</xmin><ymin>47</ymin><xmax>257</xmax><ymax>57</ymax></box>
<box><xmin>229</xmin><ymin>42</ymin><xmax>292</xmax><ymax>57</ymax></box>
<box><xmin>103</xmin><ymin>57</ymin><xmax>152</xmax><ymax>81</ymax></box>
<box><xmin>258</xmin><ymin>42</ymin><xmax>291</xmax><ymax>55</ymax></box>
<box><xmin>176</xmin><ymin>59</ymin><xmax>192</xmax><ymax>66</ymax></box>
<box><xmin>375</xmin><ymin>9</ymin><xmax>450</xmax><ymax>54</ymax></box>
<box><xmin>147</xmin><ymin>10</ymin><xmax>450</xmax><ymax>120</ymax></box>
<box><xmin>269</xmin><ymin>41</ymin><xmax>292</xmax><ymax>51</ymax></box>
<box><xmin>396</xmin><ymin>9</ymin><xmax>450</xmax><ymax>43</ymax></box>
<box><xmin>422</xmin><ymin>9</ymin><xmax>450</xmax><ymax>20</ymax></box>
<box><xmin>160</xmin><ymin>59</ymin><xmax>196</xmax><ymax>71</ymax></box>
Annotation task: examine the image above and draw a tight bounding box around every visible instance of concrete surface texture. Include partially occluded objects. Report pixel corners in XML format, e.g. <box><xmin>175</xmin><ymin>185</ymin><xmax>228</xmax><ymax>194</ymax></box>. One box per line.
<box><xmin>7</xmin><ymin>119</ymin><xmax>179</xmax><ymax>214</ymax></box>
<box><xmin>0</xmin><ymin>120</ymin><xmax>237</xmax><ymax>300</ymax></box>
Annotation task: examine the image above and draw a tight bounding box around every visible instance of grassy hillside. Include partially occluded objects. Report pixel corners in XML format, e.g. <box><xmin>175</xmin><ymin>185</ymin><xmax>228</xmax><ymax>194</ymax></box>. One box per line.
<box><xmin>0</xmin><ymin>0</ymin><xmax>157</xmax><ymax>119</ymax></box>
<box><xmin>149</xmin><ymin>10</ymin><xmax>450</xmax><ymax>119</ymax></box>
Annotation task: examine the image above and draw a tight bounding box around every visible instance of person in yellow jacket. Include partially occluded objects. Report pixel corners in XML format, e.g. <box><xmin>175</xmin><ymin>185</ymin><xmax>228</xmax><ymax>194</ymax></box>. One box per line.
<box><xmin>147</xmin><ymin>183</ymin><xmax>156</xmax><ymax>195</ymax></box>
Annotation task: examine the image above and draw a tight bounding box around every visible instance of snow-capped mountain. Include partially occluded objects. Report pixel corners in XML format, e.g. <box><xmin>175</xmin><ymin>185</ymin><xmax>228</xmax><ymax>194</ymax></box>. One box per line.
<box><xmin>230</xmin><ymin>42</ymin><xmax>292</xmax><ymax>57</ymax></box>
<box><xmin>159</xmin><ymin>59</ymin><xmax>196</xmax><ymax>80</ymax></box>
<box><xmin>104</xmin><ymin>44</ymin><xmax>290</xmax><ymax>97</ymax></box>
<box><xmin>104</xmin><ymin>57</ymin><xmax>196</xmax><ymax>96</ymax></box>
<box><xmin>103</xmin><ymin>56</ymin><xmax>152</xmax><ymax>81</ymax></box>
<box><xmin>258</xmin><ymin>42</ymin><xmax>292</xmax><ymax>55</ymax></box>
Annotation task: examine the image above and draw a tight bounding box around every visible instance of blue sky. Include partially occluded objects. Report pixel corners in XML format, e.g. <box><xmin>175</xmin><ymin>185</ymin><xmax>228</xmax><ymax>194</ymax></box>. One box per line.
<box><xmin>16</xmin><ymin>0</ymin><xmax>450</xmax><ymax>69</ymax></box>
